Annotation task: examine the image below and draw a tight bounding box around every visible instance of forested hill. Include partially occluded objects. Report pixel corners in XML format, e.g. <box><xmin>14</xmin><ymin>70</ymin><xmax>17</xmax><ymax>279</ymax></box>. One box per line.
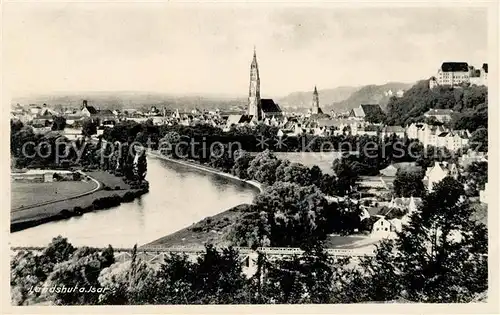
<box><xmin>327</xmin><ymin>82</ymin><xmax>413</xmax><ymax>112</ymax></box>
<box><xmin>385</xmin><ymin>79</ymin><xmax>488</xmax><ymax>130</ymax></box>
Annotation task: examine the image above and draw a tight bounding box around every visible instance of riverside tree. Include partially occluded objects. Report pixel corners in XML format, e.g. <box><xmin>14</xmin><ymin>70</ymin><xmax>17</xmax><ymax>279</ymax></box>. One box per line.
<box><xmin>252</xmin><ymin>182</ymin><xmax>330</xmax><ymax>248</ymax></box>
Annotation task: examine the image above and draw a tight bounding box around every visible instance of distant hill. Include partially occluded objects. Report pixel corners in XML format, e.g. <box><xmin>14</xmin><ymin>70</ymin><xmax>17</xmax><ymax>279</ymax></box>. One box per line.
<box><xmin>278</xmin><ymin>86</ymin><xmax>360</xmax><ymax>112</ymax></box>
<box><xmin>326</xmin><ymin>82</ymin><xmax>414</xmax><ymax>112</ymax></box>
<box><xmin>11</xmin><ymin>92</ymin><xmax>247</xmax><ymax>111</ymax></box>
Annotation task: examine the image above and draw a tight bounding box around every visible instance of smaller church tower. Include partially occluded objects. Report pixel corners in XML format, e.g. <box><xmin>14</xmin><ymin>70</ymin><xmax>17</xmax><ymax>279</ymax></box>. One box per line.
<box><xmin>311</xmin><ymin>86</ymin><xmax>322</xmax><ymax>114</ymax></box>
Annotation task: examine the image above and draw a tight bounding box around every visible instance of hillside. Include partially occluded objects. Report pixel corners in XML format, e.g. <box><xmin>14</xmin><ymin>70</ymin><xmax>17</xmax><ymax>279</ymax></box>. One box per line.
<box><xmin>327</xmin><ymin>82</ymin><xmax>414</xmax><ymax>112</ymax></box>
<box><xmin>278</xmin><ymin>86</ymin><xmax>359</xmax><ymax>111</ymax></box>
<box><xmin>385</xmin><ymin>79</ymin><xmax>488</xmax><ymax>127</ymax></box>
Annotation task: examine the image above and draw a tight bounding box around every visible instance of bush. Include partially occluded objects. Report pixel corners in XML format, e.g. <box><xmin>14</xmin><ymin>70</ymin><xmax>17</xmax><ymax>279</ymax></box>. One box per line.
<box><xmin>59</xmin><ymin>209</ymin><xmax>71</xmax><ymax>218</ymax></box>
<box><xmin>114</xmin><ymin>186</ymin><xmax>121</xmax><ymax>190</ymax></box>
<box><xmin>122</xmin><ymin>191</ymin><xmax>135</xmax><ymax>202</ymax></box>
<box><xmin>73</xmin><ymin>207</ymin><xmax>83</xmax><ymax>215</ymax></box>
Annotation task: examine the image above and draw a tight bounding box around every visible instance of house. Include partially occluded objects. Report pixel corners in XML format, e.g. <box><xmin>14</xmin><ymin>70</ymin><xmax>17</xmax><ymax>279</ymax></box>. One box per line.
<box><xmin>424</xmin><ymin>109</ymin><xmax>453</xmax><ymax>123</ymax></box>
<box><xmin>424</xmin><ymin>162</ymin><xmax>458</xmax><ymax>191</ymax></box>
<box><xmin>349</xmin><ymin>104</ymin><xmax>384</xmax><ymax>121</ymax></box>
<box><xmin>469</xmin><ymin>63</ymin><xmax>488</xmax><ymax>86</ymax></box>
<box><xmin>224</xmin><ymin>114</ymin><xmax>254</xmax><ymax>131</ymax></box>
<box><xmin>371</xmin><ymin>217</ymin><xmax>394</xmax><ymax>237</ymax></box>
<box><xmin>380</xmin><ymin>125</ymin><xmax>406</xmax><ymax>138</ymax></box>
<box><xmin>436</xmin><ymin>62</ymin><xmax>470</xmax><ymax>86</ymax></box>
<box><xmin>459</xmin><ymin>150</ymin><xmax>487</xmax><ymax>168</ymax></box>
<box><xmin>479</xmin><ymin>182</ymin><xmax>488</xmax><ymax>204</ymax></box>
<box><xmin>81</xmin><ymin>100</ymin><xmax>98</xmax><ymax>117</ymax></box>
<box><xmin>261</xmin><ymin>99</ymin><xmax>283</xmax><ymax>119</ymax></box>
<box><xmin>379</xmin><ymin>164</ymin><xmax>398</xmax><ymax>177</ymax></box>
<box><xmin>406</xmin><ymin>122</ymin><xmax>423</xmax><ymax>140</ymax></box>
<box><xmin>429</xmin><ymin>76</ymin><xmax>439</xmax><ymax>89</ymax></box>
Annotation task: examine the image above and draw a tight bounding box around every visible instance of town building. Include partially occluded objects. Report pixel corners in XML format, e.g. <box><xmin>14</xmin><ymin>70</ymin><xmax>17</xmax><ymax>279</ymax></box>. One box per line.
<box><xmin>349</xmin><ymin>104</ymin><xmax>384</xmax><ymax>121</ymax></box>
<box><xmin>469</xmin><ymin>63</ymin><xmax>488</xmax><ymax>86</ymax></box>
<box><xmin>480</xmin><ymin>182</ymin><xmax>488</xmax><ymax>204</ymax></box>
<box><xmin>424</xmin><ymin>162</ymin><xmax>459</xmax><ymax>191</ymax></box>
<box><xmin>429</xmin><ymin>76</ymin><xmax>439</xmax><ymax>89</ymax></box>
<box><xmin>458</xmin><ymin>150</ymin><xmax>487</xmax><ymax>168</ymax></box>
<box><xmin>424</xmin><ymin>109</ymin><xmax>453</xmax><ymax>123</ymax></box>
<box><xmin>380</xmin><ymin>125</ymin><xmax>406</xmax><ymax>138</ymax></box>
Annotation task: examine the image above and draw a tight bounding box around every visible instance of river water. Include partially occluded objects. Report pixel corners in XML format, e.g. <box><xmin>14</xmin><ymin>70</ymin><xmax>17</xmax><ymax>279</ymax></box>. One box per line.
<box><xmin>10</xmin><ymin>156</ymin><xmax>258</xmax><ymax>248</ymax></box>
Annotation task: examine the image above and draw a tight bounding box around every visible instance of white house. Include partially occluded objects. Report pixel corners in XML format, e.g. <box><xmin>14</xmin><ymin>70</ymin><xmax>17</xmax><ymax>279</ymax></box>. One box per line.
<box><xmin>424</xmin><ymin>162</ymin><xmax>458</xmax><ymax>191</ymax></box>
<box><xmin>480</xmin><ymin>182</ymin><xmax>488</xmax><ymax>204</ymax></box>
<box><xmin>372</xmin><ymin>217</ymin><xmax>392</xmax><ymax>236</ymax></box>
<box><xmin>424</xmin><ymin>109</ymin><xmax>453</xmax><ymax>123</ymax></box>
<box><xmin>380</xmin><ymin>125</ymin><xmax>406</xmax><ymax>138</ymax></box>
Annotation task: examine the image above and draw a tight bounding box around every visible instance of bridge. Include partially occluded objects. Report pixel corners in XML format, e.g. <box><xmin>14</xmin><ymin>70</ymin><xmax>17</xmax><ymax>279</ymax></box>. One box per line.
<box><xmin>11</xmin><ymin>245</ymin><xmax>375</xmax><ymax>257</ymax></box>
<box><xmin>11</xmin><ymin>245</ymin><xmax>375</xmax><ymax>278</ymax></box>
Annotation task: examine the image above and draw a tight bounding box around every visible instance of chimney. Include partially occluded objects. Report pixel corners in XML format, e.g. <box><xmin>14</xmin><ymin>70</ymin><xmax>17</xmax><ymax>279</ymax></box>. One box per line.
<box><xmin>83</xmin><ymin>100</ymin><xmax>88</xmax><ymax>108</ymax></box>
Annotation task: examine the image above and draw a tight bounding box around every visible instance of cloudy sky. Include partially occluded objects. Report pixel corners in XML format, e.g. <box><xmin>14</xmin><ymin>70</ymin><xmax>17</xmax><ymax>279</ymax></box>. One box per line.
<box><xmin>3</xmin><ymin>3</ymin><xmax>488</xmax><ymax>98</ymax></box>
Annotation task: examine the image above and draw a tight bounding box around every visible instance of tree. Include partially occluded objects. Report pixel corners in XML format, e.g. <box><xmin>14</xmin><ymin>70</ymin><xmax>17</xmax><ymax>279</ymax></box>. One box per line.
<box><xmin>133</xmin><ymin>147</ymin><xmax>148</xmax><ymax>184</ymax></box>
<box><xmin>393</xmin><ymin>169</ymin><xmax>426</xmax><ymax>197</ymax></box>
<box><xmin>231</xmin><ymin>150</ymin><xmax>254</xmax><ymax>179</ymax></box>
<box><xmin>469</xmin><ymin>127</ymin><xmax>488</xmax><ymax>152</ymax></box>
<box><xmin>51</xmin><ymin>116</ymin><xmax>67</xmax><ymax>131</ymax></box>
<box><xmin>281</xmin><ymin>163</ymin><xmax>313</xmax><ymax>187</ymax></box>
<box><xmin>43</xmin><ymin>246</ymin><xmax>109</xmax><ymax>305</ymax></box>
<box><xmin>262</xmin><ymin>244</ymin><xmax>346</xmax><ymax>304</ymax></box>
<box><xmin>341</xmin><ymin>176</ymin><xmax>487</xmax><ymax>302</ymax></box>
<box><xmin>40</xmin><ymin>236</ymin><xmax>76</xmax><ymax>275</ymax></box>
<box><xmin>82</xmin><ymin>119</ymin><xmax>97</xmax><ymax>138</ymax></box>
<box><xmin>252</xmin><ymin>182</ymin><xmax>330</xmax><ymax>248</ymax></box>
<box><xmin>332</xmin><ymin>158</ymin><xmax>358</xmax><ymax>196</ymax></box>
<box><xmin>462</xmin><ymin>161</ymin><xmax>488</xmax><ymax>197</ymax></box>
<box><xmin>98</xmin><ymin>246</ymin><xmax>158</xmax><ymax>305</ymax></box>
<box><xmin>154</xmin><ymin>245</ymin><xmax>248</xmax><ymax>304</ymax></box>
<box><xmin>247</xmin><ymin>150</ymin><xmax>283</xmax><ymax>185</ymax></box>
<box><xmin>11</xmin><ymin>251</ymin><xmax>47</xmax><ymax>305</ymax></box>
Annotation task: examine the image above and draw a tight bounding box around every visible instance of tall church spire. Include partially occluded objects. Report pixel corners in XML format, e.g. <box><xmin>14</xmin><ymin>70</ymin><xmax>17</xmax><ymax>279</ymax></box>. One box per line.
<box><xmin>248</xmin><ymin>47</ymin><xmax>262</xmax><ymax>120</ymax></box>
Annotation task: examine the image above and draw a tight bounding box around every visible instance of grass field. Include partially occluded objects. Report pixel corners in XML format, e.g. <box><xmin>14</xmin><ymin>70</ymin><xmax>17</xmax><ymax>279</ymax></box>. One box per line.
<box><xmin>10</xmin><ymin>171</ymin><xmax>144</xmax><ymax>228</ymax></box>
<box><xmin>86</xmin><ymin>171</ymin><xmax>131</xmax><ymax>190</ymax></box>
<box><xmin>274</xmin><ymin>152</ymin><xmax>342</xmax><ymax>175</ymax></box>
<box><xmin>11</xmin><ymin>181</ymin><xmax>98</xmax><ymax>210</ymax></box>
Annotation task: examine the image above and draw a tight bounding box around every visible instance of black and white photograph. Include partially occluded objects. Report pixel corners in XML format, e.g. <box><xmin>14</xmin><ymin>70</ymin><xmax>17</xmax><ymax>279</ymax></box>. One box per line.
<box><xmin>2</xmin><ymin>1</ymin><xmax>497</xmax><ymax>311</ymax></box>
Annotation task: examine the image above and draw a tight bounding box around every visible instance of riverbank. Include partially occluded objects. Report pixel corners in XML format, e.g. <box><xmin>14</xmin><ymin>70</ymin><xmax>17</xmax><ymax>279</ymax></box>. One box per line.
<box><xmin>144</xmin><ymin>203</ymin><xmax>251</xmax><ymax>248</ymax></box>
<box><xmin>11</xmin><ymin>170</ymin><xmax>149</xmax><ymax>232</ymax></box>
<box><xmin>147</xmin><ymin>150</ymin><xmax>263</xmax><ymax>193</ymax></box>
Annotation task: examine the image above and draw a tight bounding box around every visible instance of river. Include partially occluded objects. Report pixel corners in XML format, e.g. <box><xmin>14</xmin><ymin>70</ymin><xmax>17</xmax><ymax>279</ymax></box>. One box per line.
<box><xmin>10</xmin><ymin>156</ymin><xmax>259</xmax><ymax>248</ymax></box>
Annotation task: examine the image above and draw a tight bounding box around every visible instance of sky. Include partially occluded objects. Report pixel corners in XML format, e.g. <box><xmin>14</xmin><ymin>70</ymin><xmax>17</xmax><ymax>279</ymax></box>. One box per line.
<box><xmin>3</xmin><ymin>3</ymin><xmax>488</xmax><ymax>98</ymax></box>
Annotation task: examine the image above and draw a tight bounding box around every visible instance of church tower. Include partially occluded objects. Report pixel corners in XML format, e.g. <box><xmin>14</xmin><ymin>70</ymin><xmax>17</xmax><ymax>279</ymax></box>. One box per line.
<box><xmin>311</xmin><ymin>86</ymin><xmax>322</xmax><ymax>114</ymax></box>
<box><xmin>248</xmin><ymin>47</ymin><xmax>262</xmax><ymax>121</ymax></box>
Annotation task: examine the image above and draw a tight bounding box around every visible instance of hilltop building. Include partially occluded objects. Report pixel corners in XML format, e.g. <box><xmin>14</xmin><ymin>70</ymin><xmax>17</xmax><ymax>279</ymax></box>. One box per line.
<box><xmin>437</xmin><ymin>62</ymin><xmax>470</xmax><ymax>86</ymax></box>
<box><xmin>433</xmin><ymin>62</ymin><xmax>488</xmax><ymax>88</ymax></box>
